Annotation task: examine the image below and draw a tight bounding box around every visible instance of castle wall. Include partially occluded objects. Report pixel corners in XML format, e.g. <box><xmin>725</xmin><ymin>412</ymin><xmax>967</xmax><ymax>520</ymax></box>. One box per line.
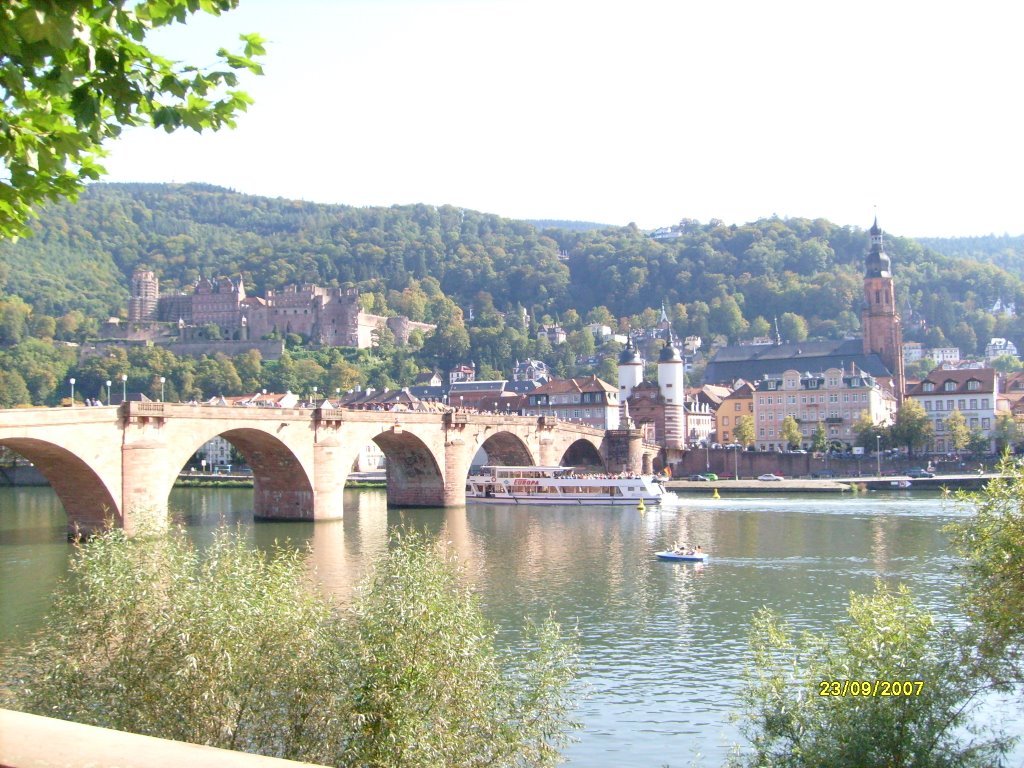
<box><xmin>161</xmin><ymin>339</ymin><xmax>285</xmax><ymax>361</ymax></box>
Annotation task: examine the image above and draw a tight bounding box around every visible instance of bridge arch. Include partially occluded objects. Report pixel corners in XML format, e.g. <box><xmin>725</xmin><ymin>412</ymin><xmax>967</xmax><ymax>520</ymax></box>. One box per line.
<box><xmin>158</xmin><ymin>426</ymin><xmax>315</xmax><ymax>521</ymax></box>
<box><xmin>474</xmin><ymin>430</ymin><xmax>536</xmax><ymax>467</ymax></box>
<box><xmin>559</xmin><ymin>437</ymin><xmax>605</xmax><ymax>469</ymax></box>
<box><xmin>0</xmin><ymin>437</ymin><xmax>120</xmax><ymax>536</ymax></box>
<box><xmin>371</xmin><ymin>428</ymin><xmax>445</xmax><ymax>507</ymax></box>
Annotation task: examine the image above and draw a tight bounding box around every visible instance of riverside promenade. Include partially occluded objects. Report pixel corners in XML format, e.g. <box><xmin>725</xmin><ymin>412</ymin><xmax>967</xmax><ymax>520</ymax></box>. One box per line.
<box><xmin>665</xmin><ymin>473</ymin><xmax>1000</xmax><ymax>495</ymax></box>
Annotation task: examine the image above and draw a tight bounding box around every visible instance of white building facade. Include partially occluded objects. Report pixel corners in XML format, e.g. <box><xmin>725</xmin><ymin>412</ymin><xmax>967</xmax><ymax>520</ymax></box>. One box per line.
<box><xmin>904</xmin><ymin>368</ymin><xmax>998</xmax><ymax>453</ymax></box>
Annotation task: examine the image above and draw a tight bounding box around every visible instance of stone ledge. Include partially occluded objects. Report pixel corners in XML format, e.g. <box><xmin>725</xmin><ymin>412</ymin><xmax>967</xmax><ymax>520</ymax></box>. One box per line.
<box><xmin>0</xmin><ymin>708</ymin><xmax>327</xmax><ymax>768</ymax></box>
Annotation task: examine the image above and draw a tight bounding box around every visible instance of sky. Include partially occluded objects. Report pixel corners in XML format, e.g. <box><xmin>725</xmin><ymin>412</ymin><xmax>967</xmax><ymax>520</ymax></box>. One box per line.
<box><xmin>99</xmin><ymin>0</ymin><xmax>1024</xmax><ymax>238</ymax></box>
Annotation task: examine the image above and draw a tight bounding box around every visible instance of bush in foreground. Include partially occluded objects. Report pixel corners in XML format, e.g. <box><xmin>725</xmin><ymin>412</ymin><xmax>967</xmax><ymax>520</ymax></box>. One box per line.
<box><xmin>730</xmin><ymin>581</ymin><xmax>1008</xmax><ymax>768</ymax></box>
<box><xmin>4</xmin><ymin>526</ymin><xmax>579</xmax><ymax>767</ymax></box>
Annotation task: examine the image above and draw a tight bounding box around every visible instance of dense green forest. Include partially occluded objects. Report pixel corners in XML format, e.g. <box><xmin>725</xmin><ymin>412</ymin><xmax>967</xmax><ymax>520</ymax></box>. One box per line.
<box><xmin>918</xmin><ymin>234</ymin><xmax>1024</xmax><ymax>281</ymax></box>
<box><xmin>1</xmin><ymin>182</ymin><xmax>1023</xmax><ymax>406</ymax></box>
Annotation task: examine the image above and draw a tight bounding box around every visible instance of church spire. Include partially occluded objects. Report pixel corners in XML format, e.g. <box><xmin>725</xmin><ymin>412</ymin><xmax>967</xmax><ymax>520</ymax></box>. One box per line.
<box><xmin>865</xmin><ymin>216</ymin><xmax>891</xmax><ymax>278</ymax></box>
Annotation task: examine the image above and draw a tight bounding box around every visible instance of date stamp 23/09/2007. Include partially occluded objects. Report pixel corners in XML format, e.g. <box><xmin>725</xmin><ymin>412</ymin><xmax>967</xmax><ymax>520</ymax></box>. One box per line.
<box><xmin>818</xmin><ymin>680</ymin><xmax>924</xmax><ymax>697</ymax></box>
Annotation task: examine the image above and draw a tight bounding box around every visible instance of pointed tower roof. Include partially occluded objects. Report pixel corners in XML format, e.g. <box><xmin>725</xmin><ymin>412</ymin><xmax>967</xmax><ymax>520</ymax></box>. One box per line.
<box><xmin>618</xmin><ymin>336</ymin><xmax>643</xmax><ymax>365</ymax></box>
<box><xmin>865</xmin><ymin>216</ymin><xmax>891</xmax><ymax>278</ymax></box>
<box><xmin>658</xmin><ymin>329</ymin><xmax>682</xmax><ymax>363</ymax></box>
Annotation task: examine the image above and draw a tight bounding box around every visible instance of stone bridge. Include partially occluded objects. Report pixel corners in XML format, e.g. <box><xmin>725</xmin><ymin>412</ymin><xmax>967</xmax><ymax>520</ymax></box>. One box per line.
<box><xmin>0</xmin><ymin>402</ymin><xmax>659</xmax><ymax>535</ymax></box>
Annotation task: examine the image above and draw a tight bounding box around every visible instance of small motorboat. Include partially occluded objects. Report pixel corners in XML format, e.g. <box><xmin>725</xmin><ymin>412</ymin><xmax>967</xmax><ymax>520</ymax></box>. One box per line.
<box><xmin>656</xmin><ymin>550</ymin><xmax>709</xmax><ymax>562</ymax></box>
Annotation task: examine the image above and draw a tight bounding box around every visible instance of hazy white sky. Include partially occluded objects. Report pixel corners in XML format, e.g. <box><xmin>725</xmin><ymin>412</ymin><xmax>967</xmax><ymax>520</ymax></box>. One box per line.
<box><xmin>100</xmin><ymin>0</ymin><xmax>1024</xmax><ymax>238</ymax></box>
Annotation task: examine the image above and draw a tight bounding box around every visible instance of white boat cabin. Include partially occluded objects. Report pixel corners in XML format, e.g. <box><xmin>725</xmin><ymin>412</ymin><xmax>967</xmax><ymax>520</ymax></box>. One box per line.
<box><xmin>466</xmin><ymin>465</ymin><xmax>667</xmax><ymax>505</ymax></box>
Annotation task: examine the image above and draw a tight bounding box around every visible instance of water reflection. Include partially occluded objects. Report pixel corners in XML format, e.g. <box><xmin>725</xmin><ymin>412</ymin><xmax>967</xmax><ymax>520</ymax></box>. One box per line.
<box><xmin>0</xmin><ymin>486</ymin><xmax>1016</xmax><ymax>767</ymax></box>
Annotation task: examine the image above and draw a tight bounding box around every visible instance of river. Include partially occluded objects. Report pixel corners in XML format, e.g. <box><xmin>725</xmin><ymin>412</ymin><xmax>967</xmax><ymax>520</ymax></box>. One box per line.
<box><xmin>1</xmin><ymin>486</ymin><xmax>1019</xmax><ymax>766</ymax></box>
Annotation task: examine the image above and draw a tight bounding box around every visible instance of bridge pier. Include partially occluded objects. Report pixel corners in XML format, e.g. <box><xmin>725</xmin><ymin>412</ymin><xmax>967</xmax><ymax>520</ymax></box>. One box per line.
<box><xmin>311</xmin><ymin>440</ymin><xmax>345</xmax><ymax>520</ymax></box>
<box><xmin>444</xmin><ymin>437</ymin><xmax>470</xmax><ymax>507</ymax></box>
<box><xmin>121</xmin><ymin>441</ymin><xmax>170</xmax><ymax>536</ymax></box>
<box><xmin>253</xmin><ymin>481</ymin><xmax>314</xmax><ymax>521</ymax></box>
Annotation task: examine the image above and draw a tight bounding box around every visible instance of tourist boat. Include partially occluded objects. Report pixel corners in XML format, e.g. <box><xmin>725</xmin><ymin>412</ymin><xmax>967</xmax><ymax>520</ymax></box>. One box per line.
<box><xmin>655</xmin><ymin>550</ymin><xmax>709</xmax><ymax>562</ymax></box>
<box><xmin>465</xmin><ymin>465</ymin><xmax>672</xmax><ymax>506</ymax></box>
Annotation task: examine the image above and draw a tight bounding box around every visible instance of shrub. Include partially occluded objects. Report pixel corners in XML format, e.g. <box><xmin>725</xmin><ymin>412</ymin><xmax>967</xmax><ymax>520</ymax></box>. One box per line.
<box><xmin>731</xmin><ymin>581</ymin><xmax>1008</xmax><ymax>768</ymax></box>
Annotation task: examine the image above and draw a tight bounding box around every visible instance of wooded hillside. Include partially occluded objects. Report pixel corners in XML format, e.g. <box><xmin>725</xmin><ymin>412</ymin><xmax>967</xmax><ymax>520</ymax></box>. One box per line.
<box><xmin>2</xmin><ymin>183</ymin><xmax>1023</xmax><ymax>359</ymax></box>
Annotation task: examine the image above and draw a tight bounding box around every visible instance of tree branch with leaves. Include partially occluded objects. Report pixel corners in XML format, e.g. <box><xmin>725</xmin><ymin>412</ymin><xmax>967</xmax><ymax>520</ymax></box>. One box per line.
<box><xmin>0</xmin><ymin>0</ymin><xmax>264</xmax><ymax>239</ymax></box>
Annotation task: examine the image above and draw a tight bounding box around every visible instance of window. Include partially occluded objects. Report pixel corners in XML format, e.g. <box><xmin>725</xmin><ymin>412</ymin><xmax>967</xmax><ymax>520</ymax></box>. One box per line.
<box><xmin>924</xmin><ymin>401</ymin><xmax>932</xmax><ymax>411</ymax></box>
<box><xmin>958</xmin><ymin>399</ymin><xmax>966</xmax><ymax>410</ymax></box>
<box><xmin>967</xmin><ymin>380</ymin><xmax>980</xmax><ymax>391</ymax></box>
<box><xmin>983</xmin><ymin>418</ymin><xmax>991</xmax><ymax>429</ymax></box>
<box><xmin>723</xmin><ymin>416</ymin><xmax>730</xmax><ymax>426</ymax></box>
<box><xmin>970</xmin><ymin>399</ymin><xmax>977</xmax><ymax>409</ymax></box>
<box><xmin>944</xmin><ymin>381</ymin><xmax>956</xmax><ymax>392</ymax></box>
<box><xmin>735</xmin><ymin>402</ymin><xmax>742</xmax><ymax>411</ymax></box>
<box><xmin>923</xmin><ymin>382</ymin><xmax>935</xmax><ymax>392</ymax></box>
<box><xmin>946</xmin><ymin>400</ymin><xmax>954</xmax><ymax>411</ymax></box>
<box><xmin>982</xmin><ymin>398</ymin><xmax>990</xmax><ymax>409</ymax></box>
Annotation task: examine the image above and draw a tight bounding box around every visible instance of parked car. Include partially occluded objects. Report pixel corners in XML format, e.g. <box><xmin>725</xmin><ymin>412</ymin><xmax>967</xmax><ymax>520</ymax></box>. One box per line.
<box><xmin>700</xmin><ymin>472</ymin><xmax>719</xmax><ymax>481</ymax></box>
<box><xmin>687</xmin><ymin>473</ymin><xmax>711</xmax><ymax>481</ymax></box>
<box><xmin>758</xmin><ymin>473</ymin><xmax>784</xmax><ymax>481</ymax></box>
<box><xmin>811</xmin><ymin>469</ymin><xmax>836</xmax><ymax>479</ymax></box>
<box><xmin>906</xmin><ymin>467</ymin><xmax>934</xmax><ymax>478</ymax></box>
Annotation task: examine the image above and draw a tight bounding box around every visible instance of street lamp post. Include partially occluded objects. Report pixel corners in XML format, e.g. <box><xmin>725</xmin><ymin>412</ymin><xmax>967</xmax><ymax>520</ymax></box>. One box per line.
<box><xmin>312</xmin><ymin>385</ymin><xmax>317</xmax><ymax>406</ymax></box>
<box><xmin>732</xmin><ymin>443</ymin><xmax>740</xmax><ymax>479</ymax></box>
<box><xmin>160</xmin><ymin>376</ymin><xmax>166</xmax><ymax>402</ymax></box>
<box><xmin>705</xmin><ymin>441</ymin><xmax>710</xmax><ymax>472</ymax></box>
<box><xmin>69</xmin><ymin>377</ymin><xmax>75</xmax><ymax>406</ymax></box>
<box><xmin>876</xmin><ymin>434</ymin><xmax>882</xmax><ymax>477</ymax></box>
<box><xmin>105</xmin><ymin>380</ymin><xmax>112</xmax><ymax>406</ymax></box>
<box><xmin>121</xmin><ymin>374</ymin><xmax>127</xmax><ymax>404</ymax></box>
<box><xmin>201</xmin><ymin>458</ymin><xmax>206</xmax><ymax>475</ymax></box>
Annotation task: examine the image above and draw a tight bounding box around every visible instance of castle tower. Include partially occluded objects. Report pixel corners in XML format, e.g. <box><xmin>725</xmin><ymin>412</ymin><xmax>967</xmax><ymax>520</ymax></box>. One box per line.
<box><xmin>128</xmin><ymin>268</ymin><xmax>159</xmax><ymax>321</ymax></box>
<box><xmin>657</xmin><ymin>330</ymin><xmax>686</xmax><ymax>449</ymax></box>
<box><xmin>861</xmin><ymin>217</ymin><xmax>905</xmax><ymax>401</ymax></box>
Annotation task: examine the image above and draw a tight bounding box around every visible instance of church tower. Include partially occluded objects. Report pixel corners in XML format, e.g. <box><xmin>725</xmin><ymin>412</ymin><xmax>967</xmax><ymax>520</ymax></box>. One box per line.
<box><xmin>861</xmin><ymin>217</ymin><xmax>905</xmax><ymax>401</ymax></box>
